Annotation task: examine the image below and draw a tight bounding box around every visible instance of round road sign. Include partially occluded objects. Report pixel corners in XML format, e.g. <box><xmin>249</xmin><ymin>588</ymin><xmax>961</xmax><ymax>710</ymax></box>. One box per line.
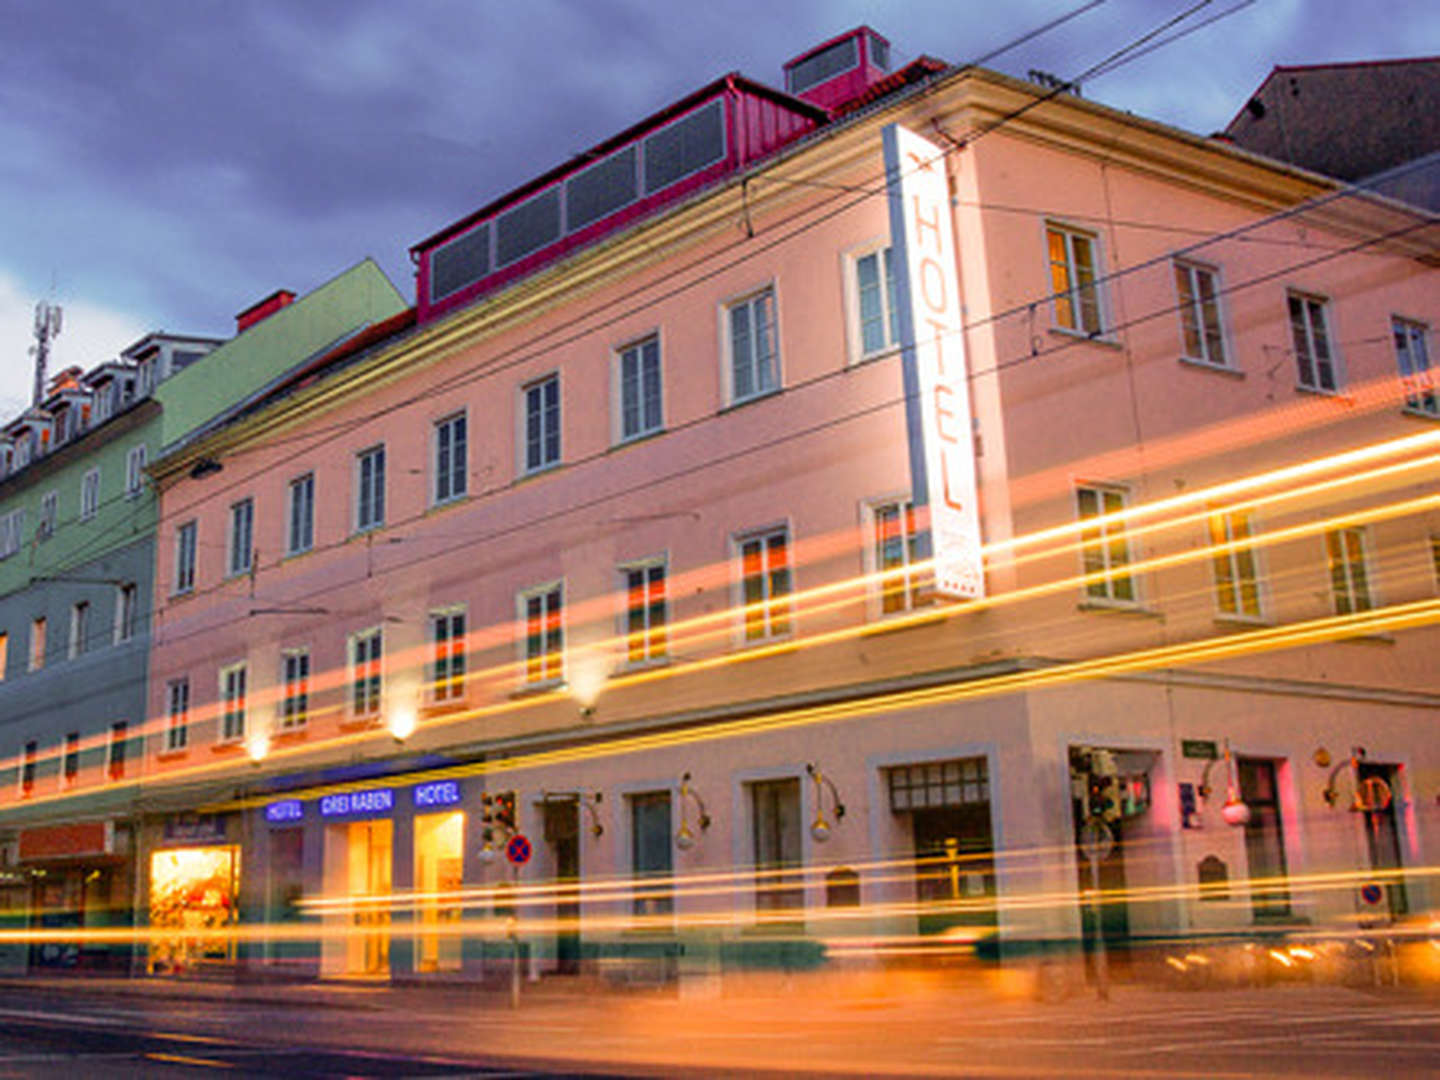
<box><xmin>1080</xmin><ymin>819</ymin><xmax>1114</xmax><ymax>863</ymax></box>
<box><xmin>1359</xmin><ymin>882</ymin><xmax>1384</xmax><ymax>906</ymax></box>
<box><xmin>506</xmin><ymin>834</ymin><xmax>532</xmax><ymax>866</ymax></box>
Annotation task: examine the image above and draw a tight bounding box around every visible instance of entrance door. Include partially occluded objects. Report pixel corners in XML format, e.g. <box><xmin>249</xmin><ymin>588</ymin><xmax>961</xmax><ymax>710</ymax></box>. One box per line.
<box><xmin>414</xmin><ymin>812</ymin><xmax>464</xmax><ymax>973</ymax></box>
<box><xmin>543</xmin><ymin>798</ymin><xmax>580</xmax><ymax>974</ymax></box>
<box><xmin>323</xmin><ymin>820</ymin><xmax>392</xmax><ymax>976</ymax></box>
<box><xmin>1358</xmin><ymin>763</ymin><xmax>1408</xmax><ymax>919</ymax></box>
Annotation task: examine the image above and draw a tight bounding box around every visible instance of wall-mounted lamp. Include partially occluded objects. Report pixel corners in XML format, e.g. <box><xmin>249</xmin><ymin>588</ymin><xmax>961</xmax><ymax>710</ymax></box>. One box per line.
<box><xmin>388</xmin><ymin>706</ymin><xmax>417</xmax><ymax>744</ymax></box>
<box><xmin>245</xmin><ymin>731</ymin><xmax>269</xmax><ymax>766</ymax></box>
<box><xmin>582</xmin><ymin>792</ymin><xmax>604</xmax><ymax>838</ymax></box>
<box><xmin>1198</xmin><ymin>739</ymin><xmax>1250</xmax><ymax>827</ymax></box>
<box><xmin>806</xmin><ymin>763</ymin><xmax>846</xmax><ymax>843</ymax></box>
<box><xmin>675</xmin><ymin>772</ymin><xmax>711</xmax><ymax>851</ymax></box>
<box><xmin>1322</xmin><ymin>746</ymin><xmax>1371</xmax><ymax>810</ymax></box>
<box><xmin>189</xmin><ymin>457</ymin><xmax>223</xmax><ymax>480</ymax></box>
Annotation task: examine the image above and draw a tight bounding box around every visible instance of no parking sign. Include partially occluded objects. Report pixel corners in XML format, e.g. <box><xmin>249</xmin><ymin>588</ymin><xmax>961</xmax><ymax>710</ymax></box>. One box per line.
<box><xmin>506</xmin><ymin>833</ymin><xmax>532</xmax><ymax>866</ymax></box>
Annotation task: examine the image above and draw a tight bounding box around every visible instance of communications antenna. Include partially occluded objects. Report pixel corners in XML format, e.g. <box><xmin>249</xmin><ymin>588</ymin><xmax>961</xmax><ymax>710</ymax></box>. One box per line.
<box><xmin>29</xmin><ymin>300</ymin><xmax>63</xmax><ymax>408</ymax></box>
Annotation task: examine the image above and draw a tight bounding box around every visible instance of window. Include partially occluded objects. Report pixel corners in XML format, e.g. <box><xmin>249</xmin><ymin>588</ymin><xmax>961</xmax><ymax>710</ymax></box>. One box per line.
<box><xmin>618</xmin><ymin>336</ymin><xmax>663</xmax><ymax>441</ymax></box>
<box><xmin>853</xmin><ymin>247</ymin><xmax>898</xmax><ymax>360</ymax></box>
<box><xmin>174</xmin><ymin>521</ymin><xmax>197</xmax><ymax>594</ymax></box>
<box><xmin>1047</xmin><ymin>224</ymin><xmax>1103</xmax><ymax>335</ymax></box>
<box><xmin>433</xmin><ymin>413</ymin><xmax>468</xmax><ymax>504</ymax></box>
<box><xmin>80</xmin><ymin>468</ymin><xmax>100</xmax><ymax>520</ymax></box>
<box><xmin>1210</xmin><ymin>510</ymin><xmax>1263</xmax><ymax>619</ymax></box>
<box><xmin>28</xmin><ymin>616</ymin><xmax>45</xmax><ymax>671</ymax></box>
<box><xmin>355</xmin><ymin>446</ymin><xmax>386</xmax><ymax>532</ymax></box>
<box><xmin>165</xmin><ymin>678</ymin><xmax>190</xmax><ymax>751</ymax></box>
<box><xmin>63</xmin><ymin>731</ymin><xmax>79</xmax><ymax>786</ymax></box>
<box><xmin>1174</xmin><ymin>260</ymin><xmax>1227</xmax><ymax>367</ymax></box>
<box><xmin>1288</xmin><ymin>292</ymin><xmax>1338</xmax><ymax>392</ymax></box>
<box><xmin>125</xmin><ymin>444</ymin><xmax>147</xmax><ymax>497</ymax></box>
<box><xmin>1326</xmin><ymin>527</ymin><xmax>1373</xmax><ymax>615</ymax></box>
<box><xmin>38</xmin><ymin>490</ymin><xmax>57</xmax><ymax>541</ymax></box>
<box><xmin>520</xmin><ymin>583</ymin><xmax>563</xmax><ymax>685</ymax></box>
<box><xmin>287</xmin><ymin>473</ymin><xmax>314</xmax><ymax>555</ymax></box>
<box><xmin>1076</xmin><ymin>485</ymin><xmax>1136</xmax><ymax>604</ymax></box>
<box><xmin>1394</xmin><ymin>317</ymin><xmax>1435</xmax><ymax>416</ymax></box>
<box><xmin>867</xmin><ymin>499</ymin><xmax>928</xmax><ymax>615</ymax></box>
<box><xmin>429</xmin><ymin>608</ymin><xmax>466</xmax><ymax>702</ymax></box>
<box><xmin>751</xmin><ymin>778</ymin><xmax>803</xmax><ymax>919</ymax></box>
<box><xmin>0</xmin><ymin>631</ymin><xmax>7</xmax><ymax>680</ymax></box>
<box><xmin>1237</xmin><ymin>758</ymin><xmax>1290</xmax><ymax>918</ymax></box>
<box><xmin>108</xmin><ymin>721</ymin><xmax>127</xmax><ymax>781</ymax></box>
<box><xmin>630</xmin><ymin>791</ymin><xmax>674</xmax><ymax>918</ymax></box>
<box><xmin>114</xmin><ymin>583</ymin><xmax>137</xmax><ymax>643</ymax></box>
<box><xmin>622</xmin><ymin>559</ymin><xmax>667</xmax><ymax>664</ymax></box>
<box><xmin>727</xmin><ymin>288</ymin><xmax>780</xmax><ymax>403</ymax></box>
<box><xmin>69</xmin><ymin>601</ymin><xmax>90</xmax><ymax>659</ymax></box>
<box><xmin>228</xmin><ymin>497</ymin><xmax>254</xmax><ymax>576</ymax></box>
<box><xmin>20</xmin><ymin>740</ymin><xmax>37</xmax><ymax>797</ymax></box>
<box><xmin>737</xmin><ymin>526</ymin><xmax>792</xmax><ymax>641</ymax></box>
<box><xmin>219</xmin><ymin>662</ymin><xmax>247</xmax><ymax>742</ymax></box>
<box><xmin>280</xmin><ymin>649</ymin><xmax>310</xmax><ymax>730</ymax></box>
<box><xmin>523</xmin><ymin>375</ymin><xmax>561</xmax><ymax>473</ymax></box>
<box><xmin>0</xmin><ymin>508</ymin><xmax>25</xmax><ymax>559</ymax></box>
<box><xmin>350</xmin><ymin>628</ymin><xmax>383</xmax><ymax>716</ymax></box>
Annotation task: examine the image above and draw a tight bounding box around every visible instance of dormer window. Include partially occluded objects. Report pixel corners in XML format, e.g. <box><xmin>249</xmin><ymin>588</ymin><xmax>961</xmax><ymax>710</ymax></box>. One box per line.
<box><xmin>787</xmin><ymin>36</ymin><xmax>860</xmax><ymax>95</ymax></box>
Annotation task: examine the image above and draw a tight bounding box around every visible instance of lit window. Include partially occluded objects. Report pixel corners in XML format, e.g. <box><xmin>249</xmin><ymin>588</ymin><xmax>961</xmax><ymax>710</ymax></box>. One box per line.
<box><xmin>1047</xmin><ymin>224</ymin><xmax>1103</xmax><ymax>335</ymax></box>
<box><xmin>20</xmin><ymin>740</ymin><xmax>37</xmax><ymax>797</ymax></box>
<box><xmin>1174</xmin><ymin>260</ymin><xmax>1227</xmax><ymax>367</ymax></box>
<box><xmin>63</xmin><ymin>731</ymin><xmax>79</xmax><ymax>786</ymax></box>
<box><xmin>228</xmin><ymin>497</ymin><xmax>254</xmax><ymax>576</ymax></box>
<box><xmin>0</xmin><ymin>631</ymin><xmax>7</xmax><ymax>681</ymax></box>
<box><xmin>622</xmin><ymin>559</ymin><xmax>667</xmax><ymax>664</ymax></box>
<box><xmin>114</xmin><ymin>583</ymin><xmax>137</xmax><ymax>643</ymax></box>
<box><xmin>28</xmin><ymin>616</ymin><xmax>45</xmax><ymax>671</ymax></box>
<box><xmin>219</xmin><ymin>663</ymin><xmax>247</xmax><ymax>742</ymax></box>
<box><xmin>355</xmin><ymin>446</ymin><xmax>386</xmax><ymax>532</ymax></box>
<box><xmin>737</xmin><ymin>526</ymin><xmax>792</xmax><ymax>641</ymax></box>
<box><xmin>434</xmin><ymin>413</ymin><xmax>468</xmax><ymax>504</ymax></box>
<box><xmin>520</xmin><ymin>583</ymin><xmax>563</xmax><ymax>685</ymax></box>
<box><xmin>523</xmin><ymin>375</ymin><xmax>561</xmax><ymax>473</ymax></box>
<box><xmin>38</xmin><ymin>490</ymin><xmax>57</xmax><ymax>541</ymax></box>
<box><xmin>1393</xmin><ymin>317</ymin><xmax>1435</xmax><ymax>417</ymax></box>
<box><xmin>174</xmin><ymin>520</ymin><xmax>197</xmax><ymax>594</ymax></box>
<box><xmin>350</xmin><ymin>628</ymin><xmax>383</xmax><ymax>716</ymax></box>
<box><xmin>69</xmin><ymin>601</ymin><xmax>90</xmax><ymax>659</ymax></box>
<box><xmin>1076</xmin><ymin>485</ymin><xmax>1135</xmax><ymax>604</ymax></box>
<box><xmin>108</xmin><ymin>721</ymin><xmax>127</xmax><ymax>780</ymax></box>
<box><xmin>1210</xmin><ymin>510</ymin><xmax>1263</xmax><ymax>619</ymax></box>
<box><xmin>165</xmin><ymin>678</ymin><xmax>190</xmax><ymax>752</ymax></box>
<box><xmin>125</xmin><ymin>444</ymin><xmax>147</xmax><ymax>497</ymax></box>
<box><xmin>280</xmin><ymin>649</ymin><xmax>309</xmax><ymax>730</ymax></box>
<box><xmin>80</xmin><ymin>468</ymin><xmax>100</xmax><ymax>520</ymax></box>
<box><xmin>1326</xmin><ymin>527</ymin><xmax>1373</xmax><ymax>616</ymax></box>
<box><xmin>727</xmin><ymin>288</ymin><xmax>780</xmax><ymax>403</ymax></box>
<box><xmin>1288</xmin><ymin>292</ymin><xmax>1338</xmax><ymax>392</ymax></box>
<box><xmin>618</xmin><ymin>337</ymin><xmax>663</xmax><ymax>442</ymax></box>
<box><xmin>430</xmin><ymin>609</ymin><xmax>467</xmax><ymax>702</ymax></box>
<box><xmin>868</xmin><ymin>499</ymin><xmax>928</xmax><ymax>615</ymax></box>
<box><xmin>853</xmin><ymin>247</ymin><xmax>898</xmax><ymax>360</ymax></box>
<box><xmin>287</xmin><ymin>473</ymin><xmax>314</xmax><ymax>555</ymax></box>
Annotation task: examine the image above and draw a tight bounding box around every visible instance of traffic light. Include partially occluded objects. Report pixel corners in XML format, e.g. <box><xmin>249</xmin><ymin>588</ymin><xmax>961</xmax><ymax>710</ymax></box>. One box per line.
<box><xmin>483</xmin><ymin>790</ymin><xmax>517</xmax><ymax>832</ymax></box>
<box><xmin>1097</xmin><ymin>775</ymin><xmax>1121</xmax><ymax>822</ymax></box>
<box><xmin>1086</xmin><ymin>772</ymin><xmax>1108</xmax><ymax>821</ymax></box>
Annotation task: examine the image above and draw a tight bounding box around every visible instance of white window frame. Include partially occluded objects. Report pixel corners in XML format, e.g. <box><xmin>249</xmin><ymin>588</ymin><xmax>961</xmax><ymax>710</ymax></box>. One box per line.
<box><xmin>1173</xmin><ymin>259</ymin><xmax>1229</xmax><ymax>368</ymax></box>
<box><xmin>165</xmin><ymin>677</ymin><xmax>190</xmax><ymax>752</ymax></box>
<box><xmin>280</xmin><ymin>648</ymin><xmax>310</xmax><ymax>730</ymax></box>
<box><xmin>433</xmin><ymin>412</ymin><xmax>468</xmax><ymax>505</ymax></box>
<box><xmin>0</xmin><ymin>508</ymin><xmax>25</xmax><ymax>559</ymax></box>
<box><xmin>1393</xmin><ymin>316</ymin><xmax>1435</xmax><ymax>417</ymax></box>
<box><xmin>521</xmin><ymin>373</ymin><xmax>561</xmax><ymax>474</ymax></box>
<box><xmin>1326</xmin><ymin>526</ymin><xmax>1375</xmax><ymax>616</ymax></box>
<box><xmin>1209</xmin><ymin>508</ymin><xmax>1265</xmax><ymax>621</ymax></box>
<box><xmin>618</xmin><ymin>556</ymin><xmax>668</xmax><ymax>666</ymax></box>
<box><xmin>28</xmin><ymin>616</ymin><xmax>45</xmax><ymax>671</ymax></box>
<box><xmin>287</xmin><ymin>472</ymin><xmax>315</xmax><ymax>556</ymax></box>
<box><xmin>218</xmin><ymin>662</ymin><xmax>247</xmax><ymax>743</ymax></box>
<box><xmin>228</xmin><ymin>497</ymin><xmax>254</xmax><ymax>577</ymax></box>
<box><xmin>429</xmin><ymin>606</ymin><xmax>467</xmax><ymax>702</ymax></box>
<box><xmin>68</xmin><ymin>601</ymin><xmax>90</xmax><ymax>659</ymax></box>
<box><xmin>355</xmin><ymin>445</ymin><xmax>386</xmax><ymax>532</ymax></box>
<box><xmin>862</xmin><ymin>497</ymin><xmax>929</xmax><ymax>618</ymax></box>
<box><xmin>114</xmin><ymin>582</ymin><xmax>137</xmax><ymax>644</ymax></box>
<box><xmin>174</xmin><ymin>520</ymin><xmax>197</xmax><ymax>595</ymax></box>
<box><xmin>1046</xmin><ymin>222</ymin><xmax>1105</xmax><ymax>337</ymax></box>
<box><xmin>1288</xmin><ymin>291</ymin><xmax>1340</xmax><ymax>392</ymax></box>
<box><xmin>723</xmin><ymin>285</ymin><xmax>781</xmax><ymax>405</ymax></box>
<box><xmin>1075</xmin><ymin>484</ymin><xmax>1138</xmax><ymax>606</ymax></box>
<box><xmin>733</xmin><ymin>523</ymin><xmax>794</xmax><ymax>643</ymax></box>
<box><xmin>80</xmin><ymin>468</ymin><xmax>100</xmax><ymax>520</ymax></box>
<box><xmin>518</xmin><ymin>581</ymin><xmax>564</xmax><ymax>687</ymax></box>
<box><xmin>107</xmin><ymin>720</ymin><xmax>127</xmax><ymax>781</ymax></box>
<box><xmin>349</xmin><ymin>626</ymin><xmax>384</xmax><ymax>718</ymax></box>
<box><xmin>125</xmin><ymin>444</ymin><xmax>147</xmax><ymax>497</ymax></box>
<box><xmin>37</xmin><ymin>490</ymin><xmax>58</xmax><ymax>541</ymax></box>
<box><xmin>844</xmin><ymin>243</ymin><xmax>899</xmax><ymax>365</ymax></box>
<box><xmin>615</xmin><ymin>335</ymin><xmax>664</xmax><ymax>443</ymax></box>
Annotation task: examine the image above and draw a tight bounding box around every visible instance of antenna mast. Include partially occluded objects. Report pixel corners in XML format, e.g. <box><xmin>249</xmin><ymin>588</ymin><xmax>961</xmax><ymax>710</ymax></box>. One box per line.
<box><xmin>29</xmin><ymin>301</ymin><xmax>62</xmax><ymax>408</ymax></box>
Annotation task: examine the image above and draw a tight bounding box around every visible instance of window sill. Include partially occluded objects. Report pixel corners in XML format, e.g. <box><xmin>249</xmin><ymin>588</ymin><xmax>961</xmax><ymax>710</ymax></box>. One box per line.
<box><xmin>1212</xmin><ymin>614</ymin><xmax>1270</xmax><ymax>630</ymax></box>
<box><xmin>618</xmin><ymin>656</ymin><xmax>672</xmax><ymax>674</ymax></box>
<box><xmin>1400</xmin><ymin>405</ymin><xmax>1440</xmax><ymax>422</ymax></box>
<box><xmin>1295</xmin><ymin>383</ymin><xmax>1350</xmax><ymax>402</ymax></box>
<box><xmin>212</xmin><ymin>739</ymin><xmax>245</xmax><ymax>754</ymax></box>
<box><xmin>339</xmin><ymin>714</ymin><xmax>382</xmax><ymax>731</ymax></box>
<box><xmin>281</xmin><ymin>546</ymin><xmax>315</xmax><ymax>564</ymax></box>
<box><xmin>274</xmin><ymin>724</ymin><xmax>308</xmax><ymax>741</ymax></box>
<box><xmin>518</xmin><ymin>462</ymin><xmax>563</xmax><ymax>482</ymax></box>
<box><xmin>423</xmin><ymin>697</ymin><xmax>470</xmax><ymax>716</ymax></box>
<box><xmin>733</xmin><ymin>636</ymin><xmax>800</xmax><ymax>658</ymax></box>
<box><xmin>1048</xmin><ymin>326</ymin><xmax>1122</xmax><ymax>349</ymax></box>
<box><xmin>860</xmin><ymin>608</ymin><xmax>949</xmax><ymax>637</ymax></box>
<box><xmin>1335</xmin><ymin>631</ymin><xmax>1395</xmax><ymax>645</ymax></box>
<box><xmin>720</xmin><ymin>386</ymin><xmax>783</xmax><ymax>413</ymax></box>
<box><xmin>510</xmin><ymin>679</ymin><xmax>564</xmax><ymax>700</ymax></box>
<box><xmin>610</xmin><ymin>428</ymin><xmax>666</xmax><ymax>453</ymax></box>
<box><xmin>156</xmin><ymin>748</ymin><xmax>189</xmax><ymax>762</ymax></box>
<box><xmin>427</xmin><ymin>493</ymin><xmax>469</xmax><ymax>515</ymax></box>
<box><xmin>1077</xmin><ymin>600</ymin><xmax>1161</xmax><ymax>618</ymax></box>
<box><xmin>1178</xmin><ymin>357</ymin><xmax>1243</xmax><ymax>378</ymax></box>
<box><xmin>351</xmin><ymin>523</ymin><xmax>386</xmax><ymax>539</ymax></box>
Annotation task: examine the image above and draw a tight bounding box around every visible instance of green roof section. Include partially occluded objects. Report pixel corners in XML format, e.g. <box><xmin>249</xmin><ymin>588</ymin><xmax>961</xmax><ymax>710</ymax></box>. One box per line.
<box><xmin>154</xmin><ymin>258</ymin><xmax>406</xmax><ymax>450</ymax></box>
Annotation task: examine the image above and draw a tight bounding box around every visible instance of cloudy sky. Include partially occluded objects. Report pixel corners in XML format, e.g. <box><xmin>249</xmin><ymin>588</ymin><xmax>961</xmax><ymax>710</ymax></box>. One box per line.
<box><xmin>0</xmin><ymin>0</ymin><xmax>1434</xmax><ymax>419</ymax></box>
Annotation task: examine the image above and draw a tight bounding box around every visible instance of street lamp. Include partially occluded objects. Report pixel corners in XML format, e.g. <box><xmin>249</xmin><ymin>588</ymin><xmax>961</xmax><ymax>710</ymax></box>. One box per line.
<box><xmin>806</xmin><ymin>763</ymin><xmax>846</xmax><ymax>842</ymax></box>
<box><xmin>1200</xmin><ymin>739</ymin><xmax>1250</xmax><ymax>827</ymax></box>
<box><xmin>675</xmin><ymin>772</ymin><xmax>711</xmax><ymax>851</ymax></box>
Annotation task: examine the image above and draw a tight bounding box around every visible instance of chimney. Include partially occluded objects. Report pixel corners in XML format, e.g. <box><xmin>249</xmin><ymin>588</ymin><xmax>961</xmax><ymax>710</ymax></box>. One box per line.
<box><xmin>235</xmin><ymin>289</ymin><xmax>296</xmax><ymax>334</ymax></box>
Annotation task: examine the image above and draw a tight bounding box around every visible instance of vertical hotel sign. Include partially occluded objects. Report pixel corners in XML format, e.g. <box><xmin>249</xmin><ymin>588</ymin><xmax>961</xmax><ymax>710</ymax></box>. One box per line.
<box><xmin>883</xmin><ymin>124</ymin><xmax>983</xmax><ymax>599</ymax></box>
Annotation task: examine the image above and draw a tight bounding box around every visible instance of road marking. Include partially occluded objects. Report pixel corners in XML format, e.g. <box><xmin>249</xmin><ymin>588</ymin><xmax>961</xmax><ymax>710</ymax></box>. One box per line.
<box><xmin>150</xmin><ymin>1030</ymin><xmax>231</xmax><ymax>1044</ymax></box>
<box><xmin>0</xmin><ymin>1006</ymin><xmax>123</xmax><ymax>1027</ymax></box>
<box><xmin>145</xmin><ymin>1051</ymin><xmax>234</xmax><ymax>1068</ymax></box>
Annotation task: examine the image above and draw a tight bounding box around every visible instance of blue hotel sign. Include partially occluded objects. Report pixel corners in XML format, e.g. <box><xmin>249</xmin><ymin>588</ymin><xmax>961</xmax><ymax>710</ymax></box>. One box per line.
<box><xmin>413</xmin><ymin>780</ymin><xmax>461</xmax><ymax>808</ymax></box>
<box><xmin>319</xmin><ymin>788</ymin><xmax>395</xmax><ymax>818</ymax></box>
<box><xmin>265</xmin><ymin>800</ymin><xmax>303</xmax><ymax>824</ymax></box>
